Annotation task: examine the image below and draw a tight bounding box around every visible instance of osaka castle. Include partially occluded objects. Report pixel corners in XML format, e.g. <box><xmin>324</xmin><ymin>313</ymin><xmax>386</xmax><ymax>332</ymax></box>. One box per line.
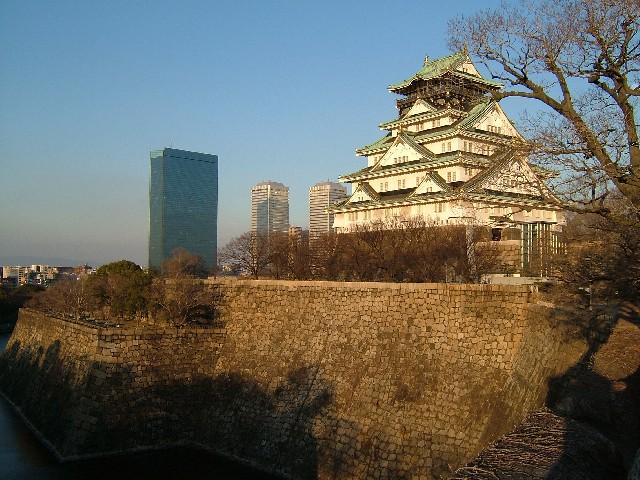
<box><xmin>329</xmin><ymin>51</ymin><xmax>565</xmax><ymax>272</ymax></box>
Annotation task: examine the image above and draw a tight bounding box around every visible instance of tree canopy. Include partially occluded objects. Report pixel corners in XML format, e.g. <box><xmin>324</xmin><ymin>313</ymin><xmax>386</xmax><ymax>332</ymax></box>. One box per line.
<box><xmin>449</xmin><ymin>0</ymin><xmax>640</xmax><ymax>214</ymax></box>
<box><xmin>161</xmin><ymin>247</ymin><xmax>208</xmax><ymax>278</ymax></box>
<box><xmin>91</xmin><ymin>259</ymin><xmax>151</xmax><ymax>318</ymax></box>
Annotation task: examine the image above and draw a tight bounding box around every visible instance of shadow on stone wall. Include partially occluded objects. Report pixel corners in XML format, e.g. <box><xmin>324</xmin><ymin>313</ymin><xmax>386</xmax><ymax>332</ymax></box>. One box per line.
<box><xmin>0</xmin><ymin>340</ymin><xmax>386</xmax><ymax>479</ymax></box>
<box><xmin>0</xmin><ymin>340</ymin><xmax>84</xmax><ymax>452</ymax></box>
<box><xmin>452</xmin><ymin>304</ymin><xmax>640</xmax><ymax>479</ymax></box>
<box><xmin>543</xmin><ymin>303</ymin><xmax>640</xmax><ymax>477</ymax></box>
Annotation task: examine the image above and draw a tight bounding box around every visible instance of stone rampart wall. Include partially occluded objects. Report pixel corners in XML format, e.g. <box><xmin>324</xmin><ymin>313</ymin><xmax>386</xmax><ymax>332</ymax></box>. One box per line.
<box><xmin>0</xmin><ymin>309</ymin><xmax>225</xmax><ymax>457</ymax></box>
<box><xmin>0</xmin><ymin>281</ymin><xmax>585</xmax><ymax>478</ymax></box>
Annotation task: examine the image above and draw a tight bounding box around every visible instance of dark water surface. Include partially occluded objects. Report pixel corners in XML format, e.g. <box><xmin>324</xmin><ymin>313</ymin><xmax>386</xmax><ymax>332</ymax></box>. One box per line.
<box><xmin>0</xmin><ymin>333</ymin><xmax>277</xmax><ymax>480</ymax></box>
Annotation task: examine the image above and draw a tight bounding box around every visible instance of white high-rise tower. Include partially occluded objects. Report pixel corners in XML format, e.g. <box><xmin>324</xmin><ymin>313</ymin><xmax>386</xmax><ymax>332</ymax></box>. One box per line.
<box><xmin>309</xmin><ymin>181</ymin><xmax>348</xmax><ymax>238</ymax></box>
<box><xmin>251</xmin><ymin>181</ymin><xmax>289</xmax><ymax>236</ymax></box>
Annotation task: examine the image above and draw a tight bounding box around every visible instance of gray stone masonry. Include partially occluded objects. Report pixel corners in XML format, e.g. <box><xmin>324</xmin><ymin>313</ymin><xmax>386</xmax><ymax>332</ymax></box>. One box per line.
<box><xmin>0</xmin><ymin>280</ymin><xmax>586</xmax><ymax>479</ymax></box>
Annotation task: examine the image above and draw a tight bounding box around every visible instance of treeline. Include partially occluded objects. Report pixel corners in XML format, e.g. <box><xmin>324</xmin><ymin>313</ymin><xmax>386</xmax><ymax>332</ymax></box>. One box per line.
<box><xmin>27</xmin><ymin>248</ymin><xmax>220</xmax><ymax>328</ymax></box>
<box><xmin>552</xmin><ymin>207</ymin><xmax>640</xmax><ymax>305</ymax></box>
<box><xmin>219</xmin><ymin>218</ymin><xmax>507</xmax><ymax>283</ymax></box>
<box><xmin>0</xmin><ymin>284</ymin><xmax>44</xmax><ymax>325</ymax></box>
<box><xmin>25</xmin><ymin>210</ymin><xmax>638</xmax><ymax>328</ymax></box>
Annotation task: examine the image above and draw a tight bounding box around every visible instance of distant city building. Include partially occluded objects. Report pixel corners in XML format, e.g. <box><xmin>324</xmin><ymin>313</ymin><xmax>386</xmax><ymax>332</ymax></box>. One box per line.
<box><xmin>288</xmin><ymin>225</ymin><xmax>303</xmax><ymax>238</ymax></box>
<box><xmin>1</xmin><ymin>266</ymin><xmax>29</xmax><ymax>286</ymax></box>
<box><xmin>251</xmin><ymin>181</ymin><xmax>289</xmax><ymax>236</ymax></box>
<box><xmin>148</xmin><ymin>148</ymin><xmax>218</xmax><ymax>271</ymax></box>
<box><xmin>309</xmin><ymin>181</ymin><xmax>348</xmax><ymax>237</ymax></box>
<box><xmin>0</xmin><ymin>264</ymin><xmax>77</xmax><ymax>287</ymax></box>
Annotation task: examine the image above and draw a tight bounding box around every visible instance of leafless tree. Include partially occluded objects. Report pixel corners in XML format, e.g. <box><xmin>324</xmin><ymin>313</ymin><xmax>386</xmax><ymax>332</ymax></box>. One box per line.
<box><xmin>162</xmin><ymin>247</ymin><xmax>208</xmax><ymax>277</ymax></box>
<box><xmin>27</xmin><ymin>278</ymin><xmax>92</xmax><ymax>320</ymax></box>
<box><xmin>288</xmin><ymin>231</ymin><xmax>311</xmax><ymax>280</ymax></box>
<box><xmin>449</xmin><ymin>0</ymin><xmax>640</xmax><ymax>214</ymax></box>
<box><xmin>309</xmin><ymin>232</ymin><xmax>341</xmax><ymax>279</ymax></box>
<box><xmin>148</xmin><ymin>249</ymin><xmax>222</xmax><ymax>327</ymax></box>
<box><xmin>149</xmin><ymin>278</ymin><xmax>220</xmax><ymax>328</ymax></box>
<box><xmin>218</xmin><ymin>232</ymin><xmax>270</xmax><ymax>279</ymax></box>
<box><xmin>312</xmin><ymin>218</ymin><xmax>504</xmax><ymax>283</ymax></box>
<box><xmin>552</xmin><ymin>201</ymin><xmax>640</xmax><ymax>301</ymax></box>
<box><xmin>267</xmin><ymin>232</ymin><xmax>290</xmax><ymax>279</ymax></box>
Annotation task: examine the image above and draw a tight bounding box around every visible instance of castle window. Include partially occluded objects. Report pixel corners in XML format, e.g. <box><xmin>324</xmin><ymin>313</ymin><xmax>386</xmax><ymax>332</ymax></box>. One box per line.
<box><xmin>447</xmin><ymin>172</ymin><xmax>452</xmax><ymax>182</ymax></box>
<box><xmin>402</xmin><ymin>179</ymin><xmax>406</xmax><ymax>188</ymax></box>
<box><xmin>452</xmin><ymin>171</ymin><xmax>456</xmax><ymax>181</ymax></box>
<box><xmin>441</xmin><ymin>143</ymin><xmax>445</xmax><ymax>153</ymax></box>
<box><xmin>447</xmin><ymin>142</ymin><xmax>451</xmax><ymax>152</ymax></box>
<box><xmin>384</xmin><ymin>182</ymin><xmax>388</xmax><ymax>191</ymax></box>
<box><xmin>380</xmin><ymin>182</ymin><xmax>384</xmax><ymax>191</ymax></box>
<box><xmin>416</xmin><ymin>176</ymin><xmax>421</xmax><ymax>186</ymax></box>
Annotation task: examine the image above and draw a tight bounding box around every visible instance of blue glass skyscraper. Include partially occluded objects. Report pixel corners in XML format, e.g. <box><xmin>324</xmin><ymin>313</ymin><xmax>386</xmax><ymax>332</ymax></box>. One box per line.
<box><xmin>148</xmin><ymin>148</ymin><xmax>218</xmax><ymax>272</ymax></box>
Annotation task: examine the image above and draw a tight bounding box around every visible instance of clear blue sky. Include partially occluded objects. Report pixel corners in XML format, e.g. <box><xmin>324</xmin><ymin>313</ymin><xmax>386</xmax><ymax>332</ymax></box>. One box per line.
<box><xmin>1</xmin><ymin>0</ymin><xmax>515</xmax><ymax>267</ymax></box>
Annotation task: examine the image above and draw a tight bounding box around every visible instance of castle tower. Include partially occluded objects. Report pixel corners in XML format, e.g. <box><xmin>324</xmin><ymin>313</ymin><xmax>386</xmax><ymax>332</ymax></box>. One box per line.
<box><xmin>329</xmin><ymin>51</ymin><xmax>565</xmax><ymax>274</ymax></box>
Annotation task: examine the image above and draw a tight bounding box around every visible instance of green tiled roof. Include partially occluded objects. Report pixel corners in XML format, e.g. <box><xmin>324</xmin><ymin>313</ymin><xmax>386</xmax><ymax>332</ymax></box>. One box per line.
<box><xmin>453</xmin><ymin>70</ymin><xmax>503</xmax><ymax>88</ymax></box>
<box><xmin>460</xmin><ymin>150</ymin><xmax>515</xmax><ymax>193</ymax></box>
<box><xmin>459</xmin><ymin>150</ymin><xmax>563</xmax><ymax>205</ymax></box>
<box><xmin>327</xmin><ymin>190</ymin><xmax>455</xmax><ymax>212</ymax></box>
<box><xmin>355</xmin><ymin>133</ymin><xmax>393</xmax><ymax>154</ymax></box>
<box><xmin>356</xmin><ymin>99</ymin><xmax>507</xmax><ymax>157</ymax></box>
<box><xmin>403</xmin><ymin>100</ymin><xmax>495</xmax><ymax>142</ymax></box>
<box><xmin>339</xmin><ymin>152</ymin><xmax>489</xmax><ymax>182</ymax></box>
<box><xmin>379</xmin><ymin>107</ymin><xmax>465</xmax><ymax>130</ymax></box>
<box><xmin>455</xmin><ymin>100</ymin><xmax>495</xmax><ymax>130</ymax></box>
<box><xmin>389</xmin><ymin>52</ymin><xmax>468</xmax><ymax>91</ymax></box>
<box><xmin>367</xmin><ymin>100</ymin><xmax>496</xmax><ymax>150</ymax></box>
<box><xmin>388</xmin><ymin>52</ymin><xmax>502</xmax><ymax>91</ymax></box>
<box><xmin>359</xmin><ymin>182</ymin><xmax>380</xmax><ymax>201</ymax></box>
<box><xmin>397</xmin><ymin>131</ymin><xmax>435</xmax><ymax>160</ymax></box>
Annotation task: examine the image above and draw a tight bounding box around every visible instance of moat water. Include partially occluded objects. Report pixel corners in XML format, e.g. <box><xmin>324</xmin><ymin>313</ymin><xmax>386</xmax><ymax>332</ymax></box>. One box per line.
<box><xmin>0</xmin><ymin>333</ymin><xmax>276</xmax><ymax>480</ymax></box>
